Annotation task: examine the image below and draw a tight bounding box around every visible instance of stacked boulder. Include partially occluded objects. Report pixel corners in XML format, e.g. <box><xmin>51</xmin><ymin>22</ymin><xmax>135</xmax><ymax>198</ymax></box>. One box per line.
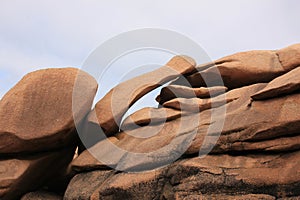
<box><xmin>67</xmin><ymin>44</ymin><xmax>300</xmax><ymax>199</ymax></box>
<box><xmin>0</xmin><ymin>68</ymin><xmax>98</xmax><ymax>200</ymax></box>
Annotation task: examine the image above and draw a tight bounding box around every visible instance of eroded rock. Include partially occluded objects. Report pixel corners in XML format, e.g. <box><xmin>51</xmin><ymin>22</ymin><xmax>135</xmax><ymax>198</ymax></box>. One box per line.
<box><xmin>21</xmin><ymin>191</ymin><xmax>62</xmax><ymax>200</ymax></box>
<box><xmin>2</xmin><ymin>44</ymin><xmax>300</xmax><ymax>200</ymax></box>
<box><xmin>121</xmin><ymin>107</ymin><xmax>183</xmax><ymax>131</ymax></box>
<box><xmin>0</xmin><ymin>68</ymin><xmax>98</xmax><ymax>154</ymax></box>
<box><xmin>277</xmin><ymin>43</ymin><xmax>300</xmax><ymax>70</ymax></box>
<box><xmin>64</xmin><ymin>170</ymin><xmax>114</xmax><ymax>200</ymax></box>
<box><xmin>172</xmin><ymin>44</ymin><xmax>300</xmax><ymax>89</ymax></box>
<box><xmin>252</xmin><ymin>66</ymin><xmax>300</xmax><ymax>100</ymax></box>
<box><xmin>0</xmin><ymin>147</ymin><xmax>74</xmax><ymax>200</ymax></box>
<box><xmin>156</xmin><ymin>85</ymin><xmax>227</xmax><ymax>105</ymax></box>
<box><xmin>64</xmin><ymin>44</ymin><xmax>300</xmax><ymax>199</ymax></box>
<box><xmin>171</xmin><ymin>151</ymin><xmax>300</xmax><ymax>198</ymax></box>
<box><xmin>187</xmin><ymin>86</ymin><xmax>300</xmax><ymax>154</ymax></box>
<box><xmin>71</xmin><ymin>137</ymin><xmax>120</xmax><ymax>172</ymax></box>
<box><xmin>90</xmin><ymin>55</ymin><xmax>196</xmax><ymax>136</ymax></box>
<box><xmin>64</xmin><ymin>151</ymin><xmax>300</xmax><ymax>199</ymax></box>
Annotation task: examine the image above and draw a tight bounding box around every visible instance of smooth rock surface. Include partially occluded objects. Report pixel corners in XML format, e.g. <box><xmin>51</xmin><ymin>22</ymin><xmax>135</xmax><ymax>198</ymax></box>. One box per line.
<box><xmin>90</xmin><ymin>55</ymin><xmax>196</xmax><ymax>136</ymax></box>
<box><xmin>252</xmin><ymin>66</ymin><xmax>300</xmax><ymax>100</ymax></box>
<box><xmin>71</xmin><ymin>137</ymin><xmax>120</xmax><ymax>172</ymax></box>
<box><xmin>277</xmin><ymin>43</ymin><xmax>300</xmax><ymax>70</ymax></box>
<box><xmin>0</xmin><ymin>68</ymin><xmax>98</xmax><ymax>154</ymax></box>
<box><xmin>172</xmin><ymin>46</ymin><xmax>300</xmax><ymax>89</ymax></box>
<box><xmin>121</xmin><ymin>107</ymin><xmax>183</xmax><ymax>131</ymax></box>
<box><xmin>156</xmin><ymin>85</ymin><xmax>227</xmax><ymax>104</ymax></box>
<box><xmin>162</xmin><ymin>94</ymin><xmax>237</xmax><ymax>112</ymax></box>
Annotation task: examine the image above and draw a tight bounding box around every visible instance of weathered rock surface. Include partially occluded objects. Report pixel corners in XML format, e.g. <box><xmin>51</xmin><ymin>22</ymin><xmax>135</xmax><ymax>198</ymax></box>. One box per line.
<box><xmin>168</xmin><ymin>152</ymin><xmax>300</xmax><ymax>199</ymax></box>
<box><xmin>162</xmin><ymin>93</ymin><xmax>237</xmax><ymax>112</ymax></box>
<box><xmin>71</xmin><ymin>136</ymin><xmax>120</xmax><ymax>172</ymax></box>
<box><xmin>172</xmin><ymin>44</ymin><xmax>300</xmax><ymax>89</ymax></box>
<box><xmin>0</xmin><ymin>68</ymin><xmax>98</xmax><ymax>154</ymax></box>
<box><xmin>0</xmin><ymin>68</ymin><xmax>97</xmax><ymax>200</ymax></box>
<box><xmin>252</xmin><ymin>66</ymin><xmax>300</xmax><ymax>100</ymax></box>
<box><xmin>67</xmin><ymin>44</ymin><xmax>300</xmax><ymax>199</ymax></box>
<box><xmin>121</xmin><ymin>107</ymin><xmax>183</xmax><ymax>131</ymax></box>
<box><xmin>0</xmin><ymin>147</ymin><xmax>74</xmax><ymax>200</ymax></box>
<box><xmin>65</xmin><ymin>151</ymin><xmax>300</xmax><ymax>199</ymax></box>
<box><xmin>2</xmin><ymin>44</ymin><xmax>300</xmax><ymax>199</ymax></box>
<box><xmin>21</xmin><ymin>191</ymin><xmax>62</xmax><ymax>200</ymax></box>
<box><xmin>277</xmin><ymin>43</ymin><xmax>300</xmax><ymax>70</ymax></box>
<box><xmin>186</xmin><ymin>86</ymin><xmax>300</xmax><ymax>154</ymax></box>
<box><xmin>89</xmin><ymin>55</ymin><xmax>196</xmax><ymax>136</ymax></box>
<box><xmin>156</xmin><ymin>85</ymin><xmax>227</xmax><ymax>104</ymax></box>
<box><xmin>74</xmin><ymin>84</ymin><xmax>300</xmax><ymax>173</ymax></box>
<box><xmin>64</xmin><ymin>170</ymin><xmax>114</xmax><ymax>200</ymax></box>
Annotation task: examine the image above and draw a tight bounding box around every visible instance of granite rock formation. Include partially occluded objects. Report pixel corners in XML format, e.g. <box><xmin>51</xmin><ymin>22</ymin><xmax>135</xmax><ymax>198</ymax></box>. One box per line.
<box><xmin>0</xmin><ymin>44</ymin><xmax>299</xmax><ymax>199</ymax></box>
<box><xmin>68</xmin><ymin>44</ymin><xmax>300</xmax><ymax>199</ymax></box>
<box><xmin>0</xmin><ymin>68</ymin><xmax>97</xmax><ymax>199</ymax></box>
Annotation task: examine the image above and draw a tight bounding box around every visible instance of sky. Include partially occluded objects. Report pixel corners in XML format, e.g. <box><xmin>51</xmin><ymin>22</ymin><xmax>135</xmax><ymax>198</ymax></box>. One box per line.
<box><xmin>1</xmin><ymin>0</ymin><xmax>300</xmax><ymax>108</ymax></box>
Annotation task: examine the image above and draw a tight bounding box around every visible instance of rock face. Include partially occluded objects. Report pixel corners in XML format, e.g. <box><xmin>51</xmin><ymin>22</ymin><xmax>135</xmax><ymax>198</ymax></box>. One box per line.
<box><xmin>67</xmin><ymin>44</ymin><xmax>300</xmax><ymax>199</ymax></box>
<box><xmin>66</xmin><ymin>151</ymin><xmax>300</xmax><ymax>200</ymax></box>
<box><xmin>0</xmin><ymin>68</ymin><xmax>97</xmax><ymax>200</ymax></box>
<box><xmin>2</xmin><ymin>44</ymin><xmax>300</xmax><ymax>199</ymax></box>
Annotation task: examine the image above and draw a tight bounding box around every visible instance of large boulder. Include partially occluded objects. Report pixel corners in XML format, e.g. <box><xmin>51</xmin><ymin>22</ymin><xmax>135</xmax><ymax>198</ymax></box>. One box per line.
<box><xmin>0</xmin><ymin>68</ymin><xmax>98</xmax><ymax>154</ymax></box>
<box><xmin>0</xmin><ymin>68</ymin><xmax>98</xmax><ymax>199</ymax></box>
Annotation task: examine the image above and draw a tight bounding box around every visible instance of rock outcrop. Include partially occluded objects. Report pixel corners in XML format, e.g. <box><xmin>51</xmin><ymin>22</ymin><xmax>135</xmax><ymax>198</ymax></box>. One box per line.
<box><xmin>0</xmin><ymin>68</ymin><xmax>97</xmax><ymax>199</ymax></box>
<box><xmin>1</xmin><ymin>44</ymin><xmax>300</xmax><ymax>199</ymax></box>
<box><xmin>65</xmin><ymin>151</ymin><xmax>300</xmax><ymax>199</ymax></box>
<box><xmin>68</xmin><ymin>44</ymin><xmax>300</xmax><ymax>199</ymax></box>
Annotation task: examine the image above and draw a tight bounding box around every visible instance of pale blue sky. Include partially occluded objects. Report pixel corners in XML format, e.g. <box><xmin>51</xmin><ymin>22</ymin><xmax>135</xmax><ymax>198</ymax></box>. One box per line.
<box><xmin>1</xmin><ymin>0</ymin><xmax>300</xmax><ymax>102</ymax></box>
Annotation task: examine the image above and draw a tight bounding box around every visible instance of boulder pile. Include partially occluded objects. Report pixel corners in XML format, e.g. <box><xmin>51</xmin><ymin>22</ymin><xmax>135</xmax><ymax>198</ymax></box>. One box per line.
<box><xmin>0</xmin><ymin>44</ymin><xmax>299</xmax><ymax>199</ymax></box>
